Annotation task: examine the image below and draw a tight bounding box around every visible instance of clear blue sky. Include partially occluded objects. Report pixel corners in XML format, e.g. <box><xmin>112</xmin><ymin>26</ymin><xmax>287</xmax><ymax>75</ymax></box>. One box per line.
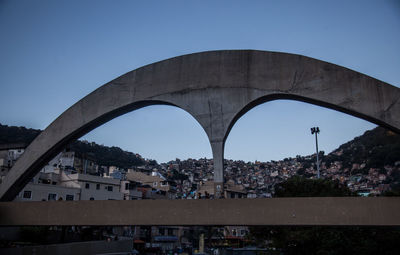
<box><xmin>1</xmin><ymin>0</ymin><xmax>399</xmax><ymax>163</ymax></box>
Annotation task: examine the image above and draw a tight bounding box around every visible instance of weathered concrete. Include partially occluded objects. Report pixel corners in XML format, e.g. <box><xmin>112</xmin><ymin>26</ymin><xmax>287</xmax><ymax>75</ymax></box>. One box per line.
<box><xmin>1</xmin><ymin>198</ymin><xmax>400</xmax><ymax>226</ymax></box>
<box><xmin>1</xmin><ymin>50</ymin><xmax>400</xmax><ymax>201</ymax></box>
<box><xmin>211</xmin><ymin>141</ymin><xmax>224</xmax><ymax>198</ymax></box>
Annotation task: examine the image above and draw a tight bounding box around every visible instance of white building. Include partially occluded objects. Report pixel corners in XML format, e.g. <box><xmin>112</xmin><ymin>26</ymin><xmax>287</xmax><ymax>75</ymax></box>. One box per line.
<box><xmin>41</xmin><ymin>151</ymin><xmax>97</xmax><ymax>174</ymax></box>
<box><xmin>15</xmin><ymin>182</ymin><xmax>81</xmax><ymax>201</ymax></box>
<box><xmin>15</xmin><ymin>172</ymin><xmax>80</xmax><ymax>201</ymax></box>
<box><xmin>60</xmin><ymin>172</ymin><xmax>123</xmax><ymax>200</ymax></box>
<box><xmin>0</xmin><ymin>143</ymin><xmax>27</xmax><ymax>180</ymax></box>
<box><xmin>15</xmin><ymin>171</ymin><xmax>124</xmax><ymax>201</ymax></box>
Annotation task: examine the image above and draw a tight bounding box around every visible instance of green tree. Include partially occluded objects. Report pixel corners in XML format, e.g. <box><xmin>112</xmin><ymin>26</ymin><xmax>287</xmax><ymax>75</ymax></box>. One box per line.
<box><xmin>274</xmin><ymin>176</ymin><xmax>354</xmax><ymax>197</ymax></box>
<box><xmin>0</xmin><ymin>124</ymin><xmax>41</xmax><ymax>145</ymax></box>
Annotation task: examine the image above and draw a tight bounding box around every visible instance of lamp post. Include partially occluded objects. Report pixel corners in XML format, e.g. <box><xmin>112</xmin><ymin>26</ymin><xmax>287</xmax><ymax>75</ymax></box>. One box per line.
<box><xmin>311</xmin><ymin>127</ymin><xmax>320</xmax><ymax>179</ymax></box>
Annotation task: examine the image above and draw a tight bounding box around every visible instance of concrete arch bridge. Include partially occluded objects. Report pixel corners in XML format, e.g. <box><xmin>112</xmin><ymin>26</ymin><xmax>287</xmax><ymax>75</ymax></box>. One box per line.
<box><xmin>1</xmin><ymin>50</ymin><xmax>399</xmax><ymax>226</ymax></box>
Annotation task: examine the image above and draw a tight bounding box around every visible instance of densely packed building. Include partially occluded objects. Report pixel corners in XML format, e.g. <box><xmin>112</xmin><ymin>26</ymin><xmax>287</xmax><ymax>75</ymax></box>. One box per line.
<box><xmin>1</xmin><ymin>136</ymin><xmax>399</xmax><ymax>252</ymax></box>
<box><xmin>2</xmin><ymin>143</ymin><xmax>399</xmax><ymax>202</ymax></box>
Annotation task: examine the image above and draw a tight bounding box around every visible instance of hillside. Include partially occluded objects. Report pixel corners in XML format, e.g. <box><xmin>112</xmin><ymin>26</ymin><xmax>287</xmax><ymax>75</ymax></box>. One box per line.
<box><xmin>0</xmin><ymin>124</ymin><xmax>41</xmax><ymax>145</ymax></box>
<box><xmin>0</xmin><ymin>124</ymin><xmax>145</xmax><ymax>168</ymax></box>
<box><xmin>1</xmin><ymin>123</ymin><xmax>399</xmax><ymax>192</ymax></box>
<box><xmin>324</xmin><ymin>127</ymin><xmax>400</xmax><ymax>174</ymax></box>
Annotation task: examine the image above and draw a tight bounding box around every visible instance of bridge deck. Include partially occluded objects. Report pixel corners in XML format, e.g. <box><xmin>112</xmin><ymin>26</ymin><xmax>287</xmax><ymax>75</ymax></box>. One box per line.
<box><xmin>1</xmin><ymin>197</ymin><xmax>399</xmax><ymax>226</ymax></box>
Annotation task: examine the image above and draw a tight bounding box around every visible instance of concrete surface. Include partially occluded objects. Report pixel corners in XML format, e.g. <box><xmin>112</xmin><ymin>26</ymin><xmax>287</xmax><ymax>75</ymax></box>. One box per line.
<box><xmin>1</xmin><ymin>50</ymin><xmax>400</xmax><ymax>201</ymax></box>
<box><xmin>0</xmin><ymin>239</ymin><xmax>133</xmax><ymax>255</ymax></box>
<box><xmin>1</xmin><ymin>197</ymin><xmax>400</xmax><ymax>226</ymax></box>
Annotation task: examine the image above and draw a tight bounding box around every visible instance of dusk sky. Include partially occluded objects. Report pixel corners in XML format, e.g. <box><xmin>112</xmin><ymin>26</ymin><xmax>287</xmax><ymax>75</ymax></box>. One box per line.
<box><xmin>1</xmin><ymin>0</ymin><xmax>399</xmax><ymax>163</ymax></box>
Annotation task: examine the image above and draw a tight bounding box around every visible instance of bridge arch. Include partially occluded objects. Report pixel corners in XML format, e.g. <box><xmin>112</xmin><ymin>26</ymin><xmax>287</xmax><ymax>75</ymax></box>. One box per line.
<box><xmin>1</xmin><ymin>50</ymin><xmax>399</xmax><ymax>201</ymax></box>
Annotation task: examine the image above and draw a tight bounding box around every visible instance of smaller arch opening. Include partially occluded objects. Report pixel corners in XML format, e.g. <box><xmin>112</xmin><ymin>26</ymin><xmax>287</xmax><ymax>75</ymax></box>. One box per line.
<box><xmin>9</xmin><ymin>103</ymin><xmax>212</xmax><ymax>202</ymax></box>
<box><xmin>225</xmin><ymin>99</ymin><xmax>376</xmax><ymax>162</ymax></box>
<box><xmin>223</xmin><ymin>99</ymin><xmax>392</xmax><ymax>198</ymax></box>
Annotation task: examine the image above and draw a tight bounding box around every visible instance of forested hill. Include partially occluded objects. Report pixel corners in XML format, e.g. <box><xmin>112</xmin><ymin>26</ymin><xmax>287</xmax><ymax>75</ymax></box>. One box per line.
<box><xmin>0</xmin><ymin>124</ymin><xmax>41</xmax><ymax>145</ymax></box>
<box><xmin>324</xmin><ymin>127</ymin><xmax>400</xmax><ymax>173</ymax></box>
<box><xmin>0</xmin><ymin>124</ymin><xmax>145</xmax><ymax>168</ymax></box>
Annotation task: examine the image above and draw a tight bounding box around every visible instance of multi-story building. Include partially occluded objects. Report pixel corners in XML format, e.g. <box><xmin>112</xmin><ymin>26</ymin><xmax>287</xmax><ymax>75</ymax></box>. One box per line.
<box><xmin>60</xmin><ymin>172</ymin><xmax>123</xmax><ymax>200</ymax></box>
<box><xmin>41</xmin><ymin>150</ymin><xmax>97</xmax><ymax>174</ymax></box>
<box><xmin>15</xmin><ymin>171</ymin><xmax>80</xmax><ymax>201</ymax></box>
<box><xmin>15</xmin><ymin>170</ymin><xmax>124</xmax><ymax>201</ymax></box>
<box><xmin>224</xmin><ymin>179</ymin><xmax>247</xmax><ymax>199</ymax></box>
<box><xmin>0</xmin><ymin>143</ymin><xmax>27</xmax><ymax>180</ymax></box>
<box><xmin>126</xmin><ymin>171</ymin><xmax>176</xmax><ymax>199</ymax></box>
<box><xmin>120</xmin><ymin>180</ymin><xmax>142</xmax><ymax>200</ymax></box>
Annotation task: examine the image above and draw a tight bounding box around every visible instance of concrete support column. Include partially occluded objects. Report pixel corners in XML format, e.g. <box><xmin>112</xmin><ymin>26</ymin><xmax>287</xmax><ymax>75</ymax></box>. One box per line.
<box><xmin>211</xmin><ymin>140</ymin><xmax>224</xmax><ymax>198</ymax></box>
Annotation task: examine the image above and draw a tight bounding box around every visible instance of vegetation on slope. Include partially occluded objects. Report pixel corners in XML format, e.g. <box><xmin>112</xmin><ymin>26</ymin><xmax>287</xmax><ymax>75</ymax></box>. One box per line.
<box><xmin>0</xmin><ymin>124</ymin><xmax>145</xmax><ymax>168</ymax></box>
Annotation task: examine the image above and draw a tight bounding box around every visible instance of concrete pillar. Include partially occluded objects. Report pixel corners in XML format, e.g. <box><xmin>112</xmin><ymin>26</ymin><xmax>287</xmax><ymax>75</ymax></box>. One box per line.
<box><xmin>211</xmin><ymin>140</ymin><xmax>224</xmax><ymax>198</ymax></box>
<box><xmin>199</xmin><ymin>233</ymin><xmax>204</xmax><ymax>253</ymax></box>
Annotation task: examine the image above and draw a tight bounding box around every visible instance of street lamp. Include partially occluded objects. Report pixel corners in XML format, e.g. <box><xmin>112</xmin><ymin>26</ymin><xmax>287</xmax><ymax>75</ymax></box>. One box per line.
<box><xmin>310</xmin><ymin>127</ymin><xmax>320</xmax><ymax>179</ymax></box>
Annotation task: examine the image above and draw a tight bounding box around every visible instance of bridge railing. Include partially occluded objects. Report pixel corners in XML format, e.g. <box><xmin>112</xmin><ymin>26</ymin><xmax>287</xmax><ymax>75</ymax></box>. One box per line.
<box><xmin>1</xmin><ymin>197</ymin><xmax>399</xmax><ymax>226</ymax></box>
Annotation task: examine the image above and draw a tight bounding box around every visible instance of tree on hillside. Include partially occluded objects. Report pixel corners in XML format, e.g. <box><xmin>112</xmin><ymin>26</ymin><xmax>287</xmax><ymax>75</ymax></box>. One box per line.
<box><xmin>274</xmin><ymin>176</ymin><xmax>354</xmax><ymax>197</ymax></box>
<box><xmin>0</xmin><ymin>124</ymin><xmax>146</xmax><ymax>170</ymax></box>
<box><xmin>69</xmin><ymin>141</ymin><xmax>145</xmax><ymax>169</ymax></box>
<box><xmin>249</xmin><ymin>176</ymin><xmax>400</xmax><ymax>255</ymax></box>
<box><xmin>0</xmin><ymin>124</ymin><xmax>41</xmax><ymax>145</ymax></box>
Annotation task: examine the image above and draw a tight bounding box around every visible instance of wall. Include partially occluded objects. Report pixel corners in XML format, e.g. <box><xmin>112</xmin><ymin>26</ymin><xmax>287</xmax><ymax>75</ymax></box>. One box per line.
<box><xmin>0</xmin><ymin>239</ymin><xmax>133</xmax><ymax>255</ymax></box>
<box><xmin>14</xmin><ymin>183</ymin><xmax>81</xmax><ymax>201</ymax></box>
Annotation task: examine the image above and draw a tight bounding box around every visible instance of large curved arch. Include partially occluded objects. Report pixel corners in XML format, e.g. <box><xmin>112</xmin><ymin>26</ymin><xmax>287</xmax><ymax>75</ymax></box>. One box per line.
<box><xmin>1</xmin><ymin>50</ymin><xmax>399</xmax><ymax>201</ymax></box>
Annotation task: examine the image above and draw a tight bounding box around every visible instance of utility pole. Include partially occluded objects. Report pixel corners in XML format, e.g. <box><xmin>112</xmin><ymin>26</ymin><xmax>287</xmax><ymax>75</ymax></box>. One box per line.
<box><xmin>310</xmin><ymin>127</ymin><xmax>320</xmax><ymax>179</ymax></box>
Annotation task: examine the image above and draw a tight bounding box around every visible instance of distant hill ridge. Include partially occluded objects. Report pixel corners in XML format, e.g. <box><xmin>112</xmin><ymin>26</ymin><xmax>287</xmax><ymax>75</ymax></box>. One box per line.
<box><xmin>1</xmin><ymin>123</ymin><xmax>399</xmax><ymax>170</ymax></box>
<box><xmin>0</xmin><ymin>124</ymin><xmax>40</xmax><ymax>145</ymax></box>
<box><xmin>0</xmin><ymin>124</ymin><xmax>145</xmax><ymax>169</ymax></box>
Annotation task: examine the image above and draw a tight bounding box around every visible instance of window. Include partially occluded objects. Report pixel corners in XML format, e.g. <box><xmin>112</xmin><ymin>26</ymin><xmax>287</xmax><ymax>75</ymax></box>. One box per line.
<box><xmin>96</xmin><ymin>184</ymin><xmax>100</xmax><ymax>190</ymax></box>
<box><xmin>48</xmin><ymin>193</ymin><xmax>57</xmax><ymax>201</ymax></box>
<box><xmin>85</xmin><ymin>183</ymin><xmax>90</xmax><ymax>189</ymax></box>
<box><xmin>153</xmin><ymin>182</ymin><xmax>158</xmax><ymax>187</ymax></box>
<box><xmin>159</xmin><ymin>228</ymin><xmax>165</xmax><ymax>235</ymax></box>
<box><xmin>125</xmin><ymin>182</ymin><xmax>136</xmax><ymax>190</ymax></box>
<box><xmin>168</xmin><ymin>228</ymin><xmax>174</xmax><ymax>236</ymax></box>
<box><xmin>66</xmin><ymin>195</ymin><xmax>74</xmax><ymax>201</ymax></box>
<box><xmin>107</xmin><ymin>186</ymin><xmax>113</xmax><ymax>192</ymax></box>
<box><xmin>240</xmin><ymin>230</ymin><xmax>246</xmax><ymax>236</ymax></box>
<box><xmin>42</xmin><ymin>179</ymin><xmax>51</xmax><ymax>184</ymax></box>
<box><xmin>23</xmin><ymin>190</ymin><xmax>32</xmax><ymax>199</ymax></box>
